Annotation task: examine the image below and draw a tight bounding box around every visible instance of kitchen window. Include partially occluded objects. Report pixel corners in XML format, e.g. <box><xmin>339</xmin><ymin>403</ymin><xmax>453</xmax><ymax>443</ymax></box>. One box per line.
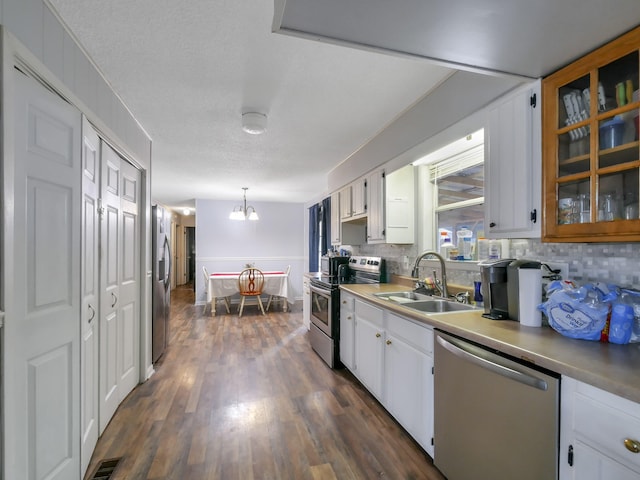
<box><xmin>420</xmin><ymin>130</ymin><xmax>485</xmax><ymax>254</ymax></box>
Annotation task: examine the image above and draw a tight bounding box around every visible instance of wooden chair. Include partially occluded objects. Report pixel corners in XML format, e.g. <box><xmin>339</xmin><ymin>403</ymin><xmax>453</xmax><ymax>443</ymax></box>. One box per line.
<box><xmin>266</xmin><ymin>265</ymin><xmax>291</xmax><ymax>312</ymax></box>
<box><xmin>202</xmin><ymin>266</ymin><xmax>230</xmax><ymax>314</ymax></box>
<box><xmin>238</xmin><ymin>268</ymin><xmax>266</xmax><ymax>317</ymax></box>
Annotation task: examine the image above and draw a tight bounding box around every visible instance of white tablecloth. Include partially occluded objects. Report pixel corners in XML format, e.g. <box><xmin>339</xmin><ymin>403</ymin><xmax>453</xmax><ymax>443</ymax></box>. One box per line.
<box><xmin>208</xmin><ymin>271</ymin><xmax>292</xmax><ymax>314</ymax></box>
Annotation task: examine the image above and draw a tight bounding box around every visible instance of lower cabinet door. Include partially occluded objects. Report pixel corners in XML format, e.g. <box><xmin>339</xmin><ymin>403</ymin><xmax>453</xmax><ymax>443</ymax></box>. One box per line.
<box><xmin>340</xmin><ymin>308</ymin><xmax>355</xmax><ymax>370</ymax></box>
<box><xmin>384</xmin><ymin>333</ymin><xmax>433</xmax><ymax>455</ymax></box>
<box><xmin>354</xmin><ymin>317</ymin><xmax>384</xmax><ymax>399</ymax></box>
<box><xmin>569</xmin><ymin>442</ymin><xmax>640</xmax><ymax>480</ymax></box>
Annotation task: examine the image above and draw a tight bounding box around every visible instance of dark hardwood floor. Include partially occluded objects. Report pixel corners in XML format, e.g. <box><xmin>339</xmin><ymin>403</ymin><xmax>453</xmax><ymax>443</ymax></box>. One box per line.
<box><xmin>85</xmin><ymin>283</ymin><xmax>445</xmax><ymax>480</ymax></box>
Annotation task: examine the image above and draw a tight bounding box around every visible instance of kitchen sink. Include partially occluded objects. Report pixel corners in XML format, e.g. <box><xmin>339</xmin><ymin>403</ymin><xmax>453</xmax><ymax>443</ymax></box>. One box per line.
<box><xmin>373</xmin><ymin>291</ymin><xmax>432</xmax><ymax>302</ymax></box>
<box><xmin>404</xmin><ymin>299</ymin><xmax>479</xmax><ymax>313</ymax></box>
<box><xmin>373</xmin><ymin>291</ymin><xmax>479</xmax><ymax>312</ymax></box>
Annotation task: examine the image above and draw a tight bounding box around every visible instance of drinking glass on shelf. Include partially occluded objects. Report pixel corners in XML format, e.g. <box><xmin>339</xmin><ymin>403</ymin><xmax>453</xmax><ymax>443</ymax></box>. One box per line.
<box><xmin>599</xmin><ymin>193</ymin><xmax>620</xmax><ymax>221</ymax></box>
<box><xmin>573</xmin><ymin>193</ymin><xmax>590</xmax><ymax>223</ymax></box>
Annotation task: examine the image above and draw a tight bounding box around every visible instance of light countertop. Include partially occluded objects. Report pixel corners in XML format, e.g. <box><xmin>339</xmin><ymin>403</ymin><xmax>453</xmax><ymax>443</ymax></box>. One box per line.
<box><xmin>340</xmin><ymin>283</ymin><xmax>640</xmax><ymax>404</ymax></box>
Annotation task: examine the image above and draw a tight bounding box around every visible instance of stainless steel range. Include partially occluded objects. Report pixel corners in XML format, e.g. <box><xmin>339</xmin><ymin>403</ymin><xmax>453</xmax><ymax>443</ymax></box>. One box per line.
<box><xmin>309</xmin><ymin>256</ymin><xmax>385</xmax><ymax>368</ymax></box>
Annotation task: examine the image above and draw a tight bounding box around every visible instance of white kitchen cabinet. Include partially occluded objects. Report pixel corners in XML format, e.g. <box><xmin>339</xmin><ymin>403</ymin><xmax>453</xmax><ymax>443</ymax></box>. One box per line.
<box><xmin>560</xmin><ymin>376</ymin><xmax>640</xmax><ymax>480</ymax></box>
<box><xmin>302</xmin><ymin>276</ymin><xmax>311</xmax><ymax>329</ymax></box>
<box><xmin>339</xmin><ymin>292</ymin><xmax>356</xmax><ymax>370</ymax></box>
<box><xmin>485</xmin><ymin>79</ymin><xmax>541</xmax><ymax>238</ymax></box>
<box><xmin>340</xmin><ymin>185</ymin><xmax>352</xmax><ymax>220</ymax></box>
<box><xmin>367</xmin><ymin>168</ymin><xmax>385</xmax><ymax>243</ymax></box>
<box><xmin>350</xmin><ymin>297</ymin><xmax>434</xmax><ymax>456</ymax></box>
<box><xmin>340</xmin><ymin>177</ymin><xmax>367</xmax><ymax>220</ymax></box>
<box><xmin>352</xmin><ymin>177</ymin><xmax>367</xmax><ymax>217</ymax></box>
<box><xmin>385</xmin><ymin>164</ymin><xmax>415</xmax><ymax>244</ymax></box>
<box><xmin>384</xmin><ymin>312</ymin><xmax>434</xmax><ymax>456</ymax></box>
<box><xmin>330</xmin><ymin>191</ymin><xmax>341</xmax><ymax>245</ymax></box>
<box><xmin>354</xmin><ymin>299</ymin><xmax>384</xmax><ymax>398</ymax></box>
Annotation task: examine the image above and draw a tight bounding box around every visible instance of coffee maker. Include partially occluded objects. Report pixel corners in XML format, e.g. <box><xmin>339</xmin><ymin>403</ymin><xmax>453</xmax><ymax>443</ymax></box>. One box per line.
<box><xmin>479</xmin><ymin>259</ymin><xmax>514</xmax><ymax>320</ymax></box>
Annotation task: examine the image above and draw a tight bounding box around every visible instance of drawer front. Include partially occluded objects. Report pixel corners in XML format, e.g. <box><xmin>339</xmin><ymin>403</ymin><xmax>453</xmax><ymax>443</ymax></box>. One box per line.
<box><xmin>355</xmin><ymin>299</ymin><xmax>383</xmax><ymax>327</ymax></box>
<box><xmin>573</xmin><ymin>390</ymin><xmax>640</xmax><ymax>473</ymax></box>
<box><xmin>385</xmin><ymin>312</ymin><xmax>433</xmax><ymax>356</ymax></box>
<box><xmin>340</xmin><ymin>293</ymin><xmax>355</xmax><ymax>312</ymax></box>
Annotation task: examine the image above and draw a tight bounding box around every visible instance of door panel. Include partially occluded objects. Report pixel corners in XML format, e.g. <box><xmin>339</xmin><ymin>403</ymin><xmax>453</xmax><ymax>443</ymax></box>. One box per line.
<box><xmin>7</xmin><ymin>68</ymin><xmax>81</xmax><ymax>479</ymax></box>
<box><xmin>117</xmin><ymin>159</ymin><xmax>140</xmax><ymax>399</ymax></box>
<box><xmin>99</xmin><ymin>142</ymin><xmax>141</xmax><ymax>431</ymax></box>
<box><xmin>81</xmin><ymin>117</ymin><xmax>100</xmax><ymax>475</ymax></box>
<box><xmin>100</xmin><ymin>144</ymin><xmax>121</xmax><ymax>433</ymax></box>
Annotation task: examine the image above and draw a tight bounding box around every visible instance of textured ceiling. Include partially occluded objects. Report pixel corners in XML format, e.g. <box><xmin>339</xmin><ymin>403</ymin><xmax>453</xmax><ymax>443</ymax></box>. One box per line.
<box><xmin>47</xmin><ymin>0</ymin><xmax>454</xmax><ymax>210</ymax></box>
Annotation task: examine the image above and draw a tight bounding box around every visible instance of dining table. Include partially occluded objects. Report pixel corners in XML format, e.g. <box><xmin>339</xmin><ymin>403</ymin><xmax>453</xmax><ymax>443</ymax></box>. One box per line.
<box><xmin>208</xmin><ymin>270</ymin><xmax>292</xmax><ymax>315</ymax></box>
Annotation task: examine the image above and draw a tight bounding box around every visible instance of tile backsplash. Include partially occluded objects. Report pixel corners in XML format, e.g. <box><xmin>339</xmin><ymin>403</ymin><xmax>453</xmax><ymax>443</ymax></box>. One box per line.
<box><xmin>353</xmin><ymin>239</ymin><xmax>640</xmax><ymax>289</ymax></box>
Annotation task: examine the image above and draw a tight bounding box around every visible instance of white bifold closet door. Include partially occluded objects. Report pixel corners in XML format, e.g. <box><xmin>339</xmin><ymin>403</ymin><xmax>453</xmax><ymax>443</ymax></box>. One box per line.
<box><xmin>6</xmin><ymin>67</ymin><xmax>82</xmax><ymax>480</ymax></box>
<box><xmin>81</xmin><ymin>117</ymin><xmax>101</xmax><ymax>475</ymax></box>
<box><xmin>98</xmin><ymin>139</ymin><xmax>141</xmax><ymax>434</ymax></box>
<box><xmin>82</xmin><ymin>119</ymin><xmax>142</xmax><ymax>473</ymax></box>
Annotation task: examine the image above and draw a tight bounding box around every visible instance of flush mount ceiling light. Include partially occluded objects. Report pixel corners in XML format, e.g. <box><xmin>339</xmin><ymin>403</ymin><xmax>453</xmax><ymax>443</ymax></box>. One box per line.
<box><xmin>229</xmin><ymin>187</ymin><xmax>259</xmax><ymax>221</ymax></box>
<box><xmin>242</xmin><ymin>112</ymin><xmax>267</xmax><ymax>135</ymax></box>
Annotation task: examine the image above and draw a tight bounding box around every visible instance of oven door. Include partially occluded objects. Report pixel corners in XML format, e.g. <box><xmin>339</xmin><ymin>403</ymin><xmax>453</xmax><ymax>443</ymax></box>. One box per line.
<box><xmin>310</xmin><ymin>284</ymin><xmax>334</xmax><ymax>337</ymax></box>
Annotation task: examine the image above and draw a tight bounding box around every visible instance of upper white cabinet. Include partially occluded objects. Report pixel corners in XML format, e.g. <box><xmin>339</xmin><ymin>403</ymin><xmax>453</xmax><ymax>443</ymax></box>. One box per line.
<box><xmin>339</xmin><ymin>185</ymin><xmax>352</xmax><ymax>220</ymax></box>
<box><xmin>485</xmin><ymin>79</ymin><xmax>542</xmax><ymax>238</ymax></box>
<box><xmin>340</xmin><ymin>177</ymin><xmax>367</xmax><ymax>220</ymax></box>
<box><xmin>330</xmin><ymin>191</ymin><xmax>341</xmax><ymax>245</ymax></box>
<box><xmin>352</xmin><ymin>177</ymin><xmax>367</xmax><ymax>217</ymax></box>
<box><xmin>332</xmin><ymin>164</ymin><xmax>415</xmax><ymax>245</ymax></box>
<box><xmin>385</xmin><ymin>164</ymin><xmax>415</xmax><ymax>244</ymax></box>
<box><xmin>367</xmin><ymin>168</ymin><xmax>385</xmax><ymax>243</ymax></box>
<box><xmin>560</xmin><ymin>376</ymin><xmax>640</xmax><ymax>480</ymax></box>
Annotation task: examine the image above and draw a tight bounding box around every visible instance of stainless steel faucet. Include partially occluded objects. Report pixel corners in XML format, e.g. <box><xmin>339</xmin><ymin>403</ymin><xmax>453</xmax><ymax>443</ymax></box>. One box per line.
<box><xmin>411</xmin><ymin>251</ymin><xmax>449</xmax><ymax>298</ymax></box>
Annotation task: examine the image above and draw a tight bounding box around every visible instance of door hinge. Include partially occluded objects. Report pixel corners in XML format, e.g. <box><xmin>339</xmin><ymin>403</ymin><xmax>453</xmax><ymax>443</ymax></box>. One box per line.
<box><xmin>431</xmin><ymin>366</ymin><xmax>434</xmax><ymax>375</ymax></box>
<box><xmin>530</xmin><ymin>209</ymin><xmax>537</xmax><ymax>223</ymax></box>
<box><xmin>530</xmin><ymin>93</ymin><xmax>537</xmax><ymax>108</ymax></box>
<box><xmin>568</xmin><ymin>444</ymin><xmax>574</xmax><ymax>466</ymax></box>
<box><xmin>431</xmin><ymin>437</ymin><xmax>434</xmax><ymax>446</ymax></box>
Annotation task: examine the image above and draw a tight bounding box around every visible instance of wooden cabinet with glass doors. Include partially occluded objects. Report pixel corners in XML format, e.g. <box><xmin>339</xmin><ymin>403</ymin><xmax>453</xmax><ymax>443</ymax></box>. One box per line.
<box><xmin>542</xmin><ymin>26</ymin><xmax>640</xmax><ymax>242</ymax></box>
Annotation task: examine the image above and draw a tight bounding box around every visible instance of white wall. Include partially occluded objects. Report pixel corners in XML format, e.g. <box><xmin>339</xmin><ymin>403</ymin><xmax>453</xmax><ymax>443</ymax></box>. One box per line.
<box><xmin>195</xmin><ymin>199</ymin><xmax>305</xmax><ymax>305</ymax></box>
<box><xmin>328</xmin><ymin>70</ymin><xmax>522</xmax><ymax>191</ymax></box>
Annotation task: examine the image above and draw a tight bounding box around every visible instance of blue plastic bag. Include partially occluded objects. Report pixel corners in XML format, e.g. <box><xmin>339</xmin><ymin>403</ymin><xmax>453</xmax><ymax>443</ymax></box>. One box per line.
<box><xmin>538</xmin><ymin>283</ymin><xmax>610</xmax><ymax>341</ymax></box>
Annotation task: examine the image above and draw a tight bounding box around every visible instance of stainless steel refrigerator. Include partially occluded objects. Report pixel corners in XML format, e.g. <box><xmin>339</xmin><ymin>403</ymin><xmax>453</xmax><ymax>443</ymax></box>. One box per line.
<box><xmin>152</xmin><ymin>205</ymin><xmax>172</xmax><ymax>363</ymax></box>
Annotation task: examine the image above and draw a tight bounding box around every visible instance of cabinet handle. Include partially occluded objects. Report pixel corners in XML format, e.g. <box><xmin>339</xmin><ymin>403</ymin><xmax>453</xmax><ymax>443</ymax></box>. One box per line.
<box><xmin>386</xmin><ymin>340</ymin><xmax>392</xmax><ymax>345</ymax></box>
<box><xmin>624</xmin><ymin>438</ymin><xmax>640</xmax><ymax>453</ymax></box>
<box><xmin>88</xmin><ymin>304</ymin><xmax>95</xmax><ymax>323</ymax></box>
<box><xmin>347</xmin><ymin>315</ymin><xmax>352</xmax><ymax>320</ymax></box>
<box><xmin>489</xmin><ymin>222</ymin><xmax>496</xmax><ymax>228</ymax></box>
<box><xmin>111</xmin><ymin>292</ymin><xmax>118</xmax><ymax>308</ymax></box>
<box><xmin>375</xmin><ymin>333</ymin><xmax>381</xmax><ymax>338</ymax></box>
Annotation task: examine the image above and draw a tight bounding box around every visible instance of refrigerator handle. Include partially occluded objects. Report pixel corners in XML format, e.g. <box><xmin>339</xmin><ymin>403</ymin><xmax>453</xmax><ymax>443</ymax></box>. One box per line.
<box><xmin>436</xmin><ymin>334</ymin><xmax>548</xmax><ymax>391</ymax></box>
<box><xmin>164</xmin><ymin>235</ymin><xmax>172</xmax><ymax>290</ymax></box>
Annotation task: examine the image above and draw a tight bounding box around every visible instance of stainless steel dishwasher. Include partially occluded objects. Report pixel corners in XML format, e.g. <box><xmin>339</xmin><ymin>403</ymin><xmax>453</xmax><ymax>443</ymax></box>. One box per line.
<box><xmin>434</xmin><ymin>330</ymin><xmax>560</xmax><ymax>480</ymax></box>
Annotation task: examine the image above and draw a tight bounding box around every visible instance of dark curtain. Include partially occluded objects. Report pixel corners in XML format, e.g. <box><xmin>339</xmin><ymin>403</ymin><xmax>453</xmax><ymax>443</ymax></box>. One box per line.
<box><xmin>321</xmin><ymin>196</ymin><xmax>331</xmax><ymax>257</ymax></box>
<box><xmin>308</xmin><ymin>204</ymin><xmax>319</xmax><ymax>272</ymax></box>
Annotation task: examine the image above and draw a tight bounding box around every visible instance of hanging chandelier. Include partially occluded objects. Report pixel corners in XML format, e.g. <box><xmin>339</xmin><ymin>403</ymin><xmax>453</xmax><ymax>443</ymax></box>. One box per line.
<box><xmin>229</xmin><ymin>187</ymin><xmax>259</xmax><ymax>221</ymax></box>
